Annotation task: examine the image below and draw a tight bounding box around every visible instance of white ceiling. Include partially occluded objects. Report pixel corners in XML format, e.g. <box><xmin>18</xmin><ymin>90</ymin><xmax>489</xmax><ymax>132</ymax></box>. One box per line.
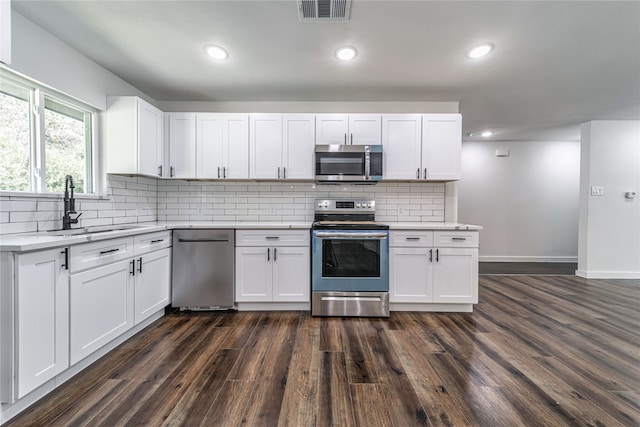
<box><xmin>12</xmin><ymin>0</ymin><xmax>640</xmax><ymax>142</ymax></box>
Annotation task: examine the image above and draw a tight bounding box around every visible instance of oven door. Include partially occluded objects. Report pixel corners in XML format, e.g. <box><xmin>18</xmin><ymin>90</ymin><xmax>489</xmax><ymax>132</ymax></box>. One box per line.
<box><xmin>312</xmin><ymin>229</ymin><xmax>389</xmax><ymax>292</ymax></box>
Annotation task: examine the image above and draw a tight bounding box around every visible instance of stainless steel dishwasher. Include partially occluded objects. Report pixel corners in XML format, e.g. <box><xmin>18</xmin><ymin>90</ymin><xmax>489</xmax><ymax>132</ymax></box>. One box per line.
<box><xmin>171</xmin><ymin>229</ymin><xmax>235</xmax><ymax>310</ymax></box>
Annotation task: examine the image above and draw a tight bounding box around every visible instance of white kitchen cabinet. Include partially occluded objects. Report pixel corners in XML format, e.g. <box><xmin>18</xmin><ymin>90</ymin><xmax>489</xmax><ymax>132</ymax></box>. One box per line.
<box><xmin>389</xmin><ymin>230</ymin><xmax>478</xmax><ymax>304</ymax></box>
<box><xmin>421</xmin><ymin>114</ymin><xmax>462</xmax><ymax>180</ymax></box>
<box><xmin>390</xmin><ymin>247</ymin><xmax>432</xmax><ymax>303</ymax></box>
<box><xmin>197</xmin><ymin>113</ymin><xmax>249</xmax><ymax>179</ymax></box>
<box><xmin>282</xmin><ymin>114</ymin><xmax>315</xmax><ymax>179</ymax></box>
<box><xmin>167</xmin><ymin>113</ymin><xmax>196</xmax><ymax>178</ymax></box>
<box><xmin>133</xmin><ymin>248</ymin><xmax>171</xmax><ymax>324</ymax></box>
<box><xmin>250</xmin><ymin>114</ymin><xmax>283</xmax><ymax>179</ymax></box>
<box><xmin>316</xmin><ymin>114</ymin><xmax>381</xmax><ymax>145</ymax></box>
<box><xmin>106</xmin><ymin>96</ymin><xmax>164</xmax><ymax>178</ymax></box>
<box><xmin>382</xmin><ymin>115</ymin><xmax>423</xmax><ymax>180</ymax></box>
<box><xmin>384</xmin><ymin>114</ymin><xmax>462</xmax><ymax>180</ymax></box>
<box><xmin>0</xmin><ymin>0</ymin><xmax>11</xmax><ymax>65</ymax></box>
<box><xmin>13</xmin><ymin>248</ymin><xmax>69</xmax><ymax>399</ymax></box>
<box><xmin>235</xmin><ymin>246</ymin><xmax>272</xmax><ymax>301</ymax></box>
<box><xmin>432</xmin><ymin>248</ymin><xmax>478</xmax><ymax>303</ymax></box>
<box><xmin>250</xmin><ymin>114</ymin><xmax>315</xmax><ymax>179</ymax></box>
<box><xmin>69</xmin><ymin>258</ymin><xmax>134</xmax><ymax>365</ymax></box>
<box><xmin>235</xmin><ymin>230</ymin><xmax>310</xmax><ymax>302</ymax></box>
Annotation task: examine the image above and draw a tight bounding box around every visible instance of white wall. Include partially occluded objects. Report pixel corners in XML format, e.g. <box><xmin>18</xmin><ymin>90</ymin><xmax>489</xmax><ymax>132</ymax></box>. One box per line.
<box><xmin>458</xmin><ymin>140</ymin><xmax>581</xmax><ymax>262</ymax></box>
<box><xmin>577</xmin><ymin>121</ymin><xmax>640</xmax><ymax>279</ymax></box>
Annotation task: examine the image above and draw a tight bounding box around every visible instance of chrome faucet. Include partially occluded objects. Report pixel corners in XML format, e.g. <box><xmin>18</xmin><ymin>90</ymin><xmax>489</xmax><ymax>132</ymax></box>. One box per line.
<box><xmin>62</xmin><ymin>175</ymin><xmax>82</xmax><ymax>230</ymax></box>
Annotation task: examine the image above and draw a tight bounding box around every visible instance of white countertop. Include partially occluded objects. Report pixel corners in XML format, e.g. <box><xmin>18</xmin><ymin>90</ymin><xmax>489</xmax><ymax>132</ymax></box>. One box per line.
<box><xmin>0</xmin><ymin>220</ymin><xmax>480</xmax><ymax>252</ymax></box>
<box><xmin>387</xmin><ymin>222</ymin><xmax>482</xmax><ymax>231</ymax></box>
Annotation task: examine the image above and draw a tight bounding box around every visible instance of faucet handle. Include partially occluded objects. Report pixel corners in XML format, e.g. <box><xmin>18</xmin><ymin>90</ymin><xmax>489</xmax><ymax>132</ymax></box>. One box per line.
<box><xmin>72</xmin><ymin>212</ymin><xmax>82</xmax><ymax>224</ymax></box>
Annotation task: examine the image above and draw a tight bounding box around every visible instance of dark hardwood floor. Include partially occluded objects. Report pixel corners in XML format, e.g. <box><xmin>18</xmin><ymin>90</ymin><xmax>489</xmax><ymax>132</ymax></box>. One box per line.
<box><xmin>5</xmin><ymin>275</ymin><xmax>639</xmax><ymax>427</ymax></box>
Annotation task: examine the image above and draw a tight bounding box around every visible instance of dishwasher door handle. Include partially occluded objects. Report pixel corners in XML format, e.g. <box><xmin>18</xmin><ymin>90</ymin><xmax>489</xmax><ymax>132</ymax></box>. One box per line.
<box><xmin>178</xmin><ymin>238</ymin><xmax>230</xmax><ymax>243</ymax></box>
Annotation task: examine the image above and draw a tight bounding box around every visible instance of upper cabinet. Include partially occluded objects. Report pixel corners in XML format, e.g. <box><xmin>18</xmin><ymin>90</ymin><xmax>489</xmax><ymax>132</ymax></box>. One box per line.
<box><xmin>166</xmin><ymin>113</ymin><xmax>196</xmax><ymax>178</ymax></box>
<box><xmin>0</xmin><ymin>0</ymin><xmax>11</xmax><ymax>65</ymax></box>
<box><xmin>106</xmin><ymin>97</ymin><xmax>164</xmax><ymax>178</ymax></box>
<box><xmin>250</xmin><ymin>114</ymin><xmax>315</xmax><ymax>179</ymax></box>
<box><xmin>383</xmin><ymin>113</ymin><xmax>462</xmax><ymax>181</ymax></box>
<box><xmin>316</xmin><ymin>114</ymin><xmax>381</xmax><ymax>145</ymax></box>
<box><xmin>197</xmin><ymin>113</ymin><xmax>249</xmax><ymax>179</ymax></box>
<box><xmin>422</xmin><ymin>114</ymin><xmax>462</xmax><ymax>180</ymax></box>
<box><xmin>382</xmin><ymin>115</ymin><xmax>423</xmax><ymax>180</ymax></box>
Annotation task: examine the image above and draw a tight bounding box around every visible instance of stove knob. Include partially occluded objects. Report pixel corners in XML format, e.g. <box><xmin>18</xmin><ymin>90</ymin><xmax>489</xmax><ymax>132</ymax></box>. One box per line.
<box><xmin>355</xmin><ymin>203</ymin><xmax>361</xmax><ymax>208</ymax></box>
<box><xmin>367</xmin><ymin>203</ymin><xmax>372</xmax><ymax>208</ymax></box>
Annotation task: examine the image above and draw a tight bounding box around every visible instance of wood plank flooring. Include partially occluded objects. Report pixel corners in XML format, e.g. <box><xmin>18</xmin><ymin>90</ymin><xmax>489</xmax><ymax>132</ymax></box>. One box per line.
<box><xmin>5</xmin><ymin>275</ymin><xmax>639</xmax><ymax>426</ymax></box>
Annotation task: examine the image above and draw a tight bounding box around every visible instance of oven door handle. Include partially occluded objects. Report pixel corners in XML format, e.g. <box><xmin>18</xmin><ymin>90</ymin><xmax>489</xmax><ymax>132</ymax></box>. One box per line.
<box><xmin>314</xmin><ymin>232</ymin><xmax>388</xmax><ymax>239</ymax></box>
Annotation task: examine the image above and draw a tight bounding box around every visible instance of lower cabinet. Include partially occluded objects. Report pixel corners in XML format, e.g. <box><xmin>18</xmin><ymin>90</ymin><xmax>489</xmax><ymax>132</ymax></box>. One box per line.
<box><xmin>69</xmin><ymin>259</ymin><xmax>134</xmax><ymax>365</ymax></box>
<box><xmin>133</xmin><ymin>248</ymin><xmax>171</xmax><ymax>324</ymax></box>
<box><xmin>390</xmin><ymin>230</ymin><xmax>478</xmax><ymax>304</ymax></box>
<box><xmin>432</xmin><ymin>248</ymin><xmax>478</xmax><ymax>303</ymax></box>
<box><xmin>14</xmin><ymin>248</ymin><xmax>69</xmax><ymax>399</ymax></box>
<box><xmin>235</xmin><ymin>230</ymin><xmax>310</xmax><ymax>303</ymax></box>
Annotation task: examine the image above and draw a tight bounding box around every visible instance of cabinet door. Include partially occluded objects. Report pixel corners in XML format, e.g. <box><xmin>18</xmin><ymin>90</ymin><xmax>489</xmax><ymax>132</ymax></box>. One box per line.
<box><xmin>382</xmin><ymin>115</ymin><xmax>422</xmax><ymax>179</ymax></box>
<box><xmin>316</xmin><ymin>114</ymin><xmax>349</xmax><ymax>144</ymax></box>
<box><xmin>283</xmin><ymin>114</ymin><xmax>315</xmax><ymax>179</ymax></box>
<box><xmin>250</xmin><ymin>114</ymin><xmax>283</xmax><ymax>179</ymax></box>
<box><xmin>422</xmin><ymin>114</ymin><xmax>462</xmax><ymax>180</ymax></box>
<box><xmin>389</xmin><ymin>247</ymin><xmax>432</xmax><ymax>303</ymax></box>
<box><xmin>235</xmin><ymin>247</ymin><xmax>272</xmax><ymax>301</ymax></box>
<box><xmin>272</xmin><ymin>246</ymin><xmax>310</xmax><ymax>302</ymax></box>
<box><xmin>224</xmin><ymin>114</ymin><xmax>250</xmax><ymax>179</ymax></box>
<box><xmin>349</xmin><ymin>114</ymin><xmax>382</xmax><ymax>145</ymax></box>
<box><xmin>432</xmin><ymin>248</ymin><xmax>478</xmax><ymax>303</ymax></box>
<box><xmin>70</xmin><ymin>259</ymin><xmax>134</xmax><ymax>365</ymax></box>
<box><xmin>168</xmin><ymin>113</ymin><xmax>196</xmax><ymax>178</ymax></box>
<box><xmin>15</xmin><ymin>249</ymin><xmax>69</xmax><ymax>398</ymax></box>
<box><xmin>196</xmin><ymin>113</ymin><xmax>224</xmax><ymax>178</ymax></box>
<box><xmin>134</xmin><ymin>249</ymin><xmax>171</xmax><ymax>325</ymax></box>
<box><xmin>137</xmin><ymin>99</ymin><xmax>164</xmax><ymax>177</ymax></box>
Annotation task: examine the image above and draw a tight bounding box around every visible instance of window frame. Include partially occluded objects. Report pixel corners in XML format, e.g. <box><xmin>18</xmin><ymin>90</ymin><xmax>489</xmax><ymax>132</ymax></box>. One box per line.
<box><xmin>0</xmin><ymin>68</ymin><xmax>100</xmax><ymax>197</ymax></box>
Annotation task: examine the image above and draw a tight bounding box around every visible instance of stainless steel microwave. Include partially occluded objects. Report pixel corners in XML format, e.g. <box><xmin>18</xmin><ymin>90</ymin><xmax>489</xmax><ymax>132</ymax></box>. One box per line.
<box><xmin>314</xmin><ymin>145</ymin><xmax>383</xmax><ymax>182</ymax></box>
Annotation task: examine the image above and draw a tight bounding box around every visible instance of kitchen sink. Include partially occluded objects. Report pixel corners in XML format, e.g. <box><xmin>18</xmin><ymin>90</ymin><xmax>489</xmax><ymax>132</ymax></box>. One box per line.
<box><xmin>47</xmin><ymin>224</ymin><xmax>146</xmax><ymax>236</ymax></box>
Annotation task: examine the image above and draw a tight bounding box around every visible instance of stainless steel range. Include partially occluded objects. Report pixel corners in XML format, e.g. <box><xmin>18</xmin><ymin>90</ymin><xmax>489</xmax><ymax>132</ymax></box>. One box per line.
<box><xmin>311</xmin><ymin>199</ymin><xmax>390</xmax><ymax>317</ymax></box>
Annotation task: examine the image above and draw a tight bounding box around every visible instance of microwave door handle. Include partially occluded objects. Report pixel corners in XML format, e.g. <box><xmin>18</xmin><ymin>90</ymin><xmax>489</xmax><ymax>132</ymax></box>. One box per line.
<box><xmin>365</xmin><ymin>152</ymin><xmax>371</xmax><ymax>180</ymax></box>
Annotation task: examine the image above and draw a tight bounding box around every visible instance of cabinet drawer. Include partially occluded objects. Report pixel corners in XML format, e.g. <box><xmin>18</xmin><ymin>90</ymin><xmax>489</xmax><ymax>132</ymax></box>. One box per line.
<box><xmin>134</xmin><ymin>231</ymin><xmax>171</xmax><ymax>255</ymax></box>
<box><xmin>390</xmin><ymin>231</ymin><xmax>433</xmax><ymax>247</ymax></box>
<box><xmin>433</xmin><ymin>231</ymin><xmax>478</xmax><ymax>248</ymax></box>
<box><xmin>69</xmin><ymin>237</ymin><xmax>134</xmax><ymax>273</ymax></box>
<box><xmin>236</xmin><ymin>229</ymin><xmax>310</xmax><ymax>247</ymax></box>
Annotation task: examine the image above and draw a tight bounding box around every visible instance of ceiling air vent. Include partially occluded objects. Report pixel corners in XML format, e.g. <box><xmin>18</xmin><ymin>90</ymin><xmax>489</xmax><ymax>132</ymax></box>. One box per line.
<box><xmin>298</xmin><ymin>0</ymin><xmax>352</xmax><ymax>21</ymax></box>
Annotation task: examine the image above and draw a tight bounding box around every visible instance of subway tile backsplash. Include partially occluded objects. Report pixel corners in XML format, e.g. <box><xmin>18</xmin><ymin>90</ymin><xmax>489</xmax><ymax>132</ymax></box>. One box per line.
<box><xmin>156</xmin><ymin>180</ymin><xmax>445</xmax><ymax>223</ymax></box>
<box><xmin>0</xmin><ymin>176</ymin><xmax>445</xmax><ymax>235</ymax></box>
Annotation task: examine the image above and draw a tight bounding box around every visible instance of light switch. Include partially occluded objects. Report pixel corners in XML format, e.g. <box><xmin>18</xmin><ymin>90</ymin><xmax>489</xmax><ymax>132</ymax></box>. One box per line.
<box><xmin>590</xmin><ymin>186</ymin><xmax>604</xmax><ymax>196</ymax></box>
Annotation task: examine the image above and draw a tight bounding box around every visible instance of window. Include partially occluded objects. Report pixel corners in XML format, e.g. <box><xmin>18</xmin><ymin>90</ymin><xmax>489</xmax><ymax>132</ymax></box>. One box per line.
<box><xmin>0</xmin><ymin>70</ymin><xmax>95</xmax><ymax>194</ymax></box>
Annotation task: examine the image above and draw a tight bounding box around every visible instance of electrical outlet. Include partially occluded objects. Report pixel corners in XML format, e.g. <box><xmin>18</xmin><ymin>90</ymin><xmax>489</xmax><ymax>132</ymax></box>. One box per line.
<box><xmin>398</xmin><ymin>206</ymin><xmax>409</xmax><ymax>216</ymax></box>
<box><xmin>590</xmin><ymin>186</ymin><xmax>604</xmax><ymax>196</ymax></box>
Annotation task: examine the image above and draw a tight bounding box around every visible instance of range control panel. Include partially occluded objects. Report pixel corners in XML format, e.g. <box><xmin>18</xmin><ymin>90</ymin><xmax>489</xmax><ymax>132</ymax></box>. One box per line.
<box><xmin>315</xmin><ymin>199</ymin><xmax>376</xmax><ymax>213</ymax></box>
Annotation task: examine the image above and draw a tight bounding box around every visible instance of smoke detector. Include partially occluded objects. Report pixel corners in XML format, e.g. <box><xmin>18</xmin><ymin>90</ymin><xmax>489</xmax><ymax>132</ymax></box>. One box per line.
<box><xmin>298</xmin><ymin>0</ymin><xmax>352</xmax><ymax>21</ymax></box>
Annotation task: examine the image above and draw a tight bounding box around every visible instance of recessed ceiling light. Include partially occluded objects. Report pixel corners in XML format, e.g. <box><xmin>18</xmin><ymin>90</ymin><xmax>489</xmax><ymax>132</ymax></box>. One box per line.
<box><xmin>335</xmin><ymin>46</ymin><xmax>358</xmax><ymax>61</ymax></box>
<box><xmin>466</xmin><ymin>44</ymin><xmax>494</xmax><ymax>59</ymax></box>
<box><xmin>205</xmin><ymin>45</ymin><xmax>229</xmax><ymax>60</ymax></box>
<box><xmin>481</xmin><ymin>130</ymin><xmax>493</xmax><ymax>137</ymax></box>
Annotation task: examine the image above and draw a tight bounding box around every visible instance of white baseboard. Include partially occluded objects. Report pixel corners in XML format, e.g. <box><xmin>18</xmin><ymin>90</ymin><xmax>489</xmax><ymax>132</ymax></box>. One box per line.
<box><xmin>389</xmin><ymin>303</ymin><xmax>474</xmax><ymax>313</ymax></box>
<box><xmin>479</xmin><ymin>256</ymin><xmax>578</xmax><ymax>263</ymax></box>
<box><xmin>236</xmin><ymin>302</ymin><xmax>310</xmax><ymax>311</ymax></box>
<box><xmin>575</xmin><ymin>270</ymin><xmax>640</xmax><ymax>279</ymax></box>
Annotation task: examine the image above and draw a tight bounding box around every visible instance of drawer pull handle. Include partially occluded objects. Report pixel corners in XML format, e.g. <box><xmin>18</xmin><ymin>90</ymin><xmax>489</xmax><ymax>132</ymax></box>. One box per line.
<box><xmin>405</xmin><ymin>237</ymin><xmax>420</xmax><ymax>241</ymax></box>
<box><xmin>452</xmin><ymin>237</ymin><xmax>467</xmax><ymax>241</ymax></box>
<box><xmin>99</xmin><ymin>248</ymin><xmax>120</xmax><ymax>255</ymax></box>
<box><xmin>265</xmin><ymin>236</ymin><xmax>280</xmax><ymax>240</ymax></box>
<box><xmin>150</xmin><ymin>239</ymin><xmax>164</xmax><ymax>244</ymax></box>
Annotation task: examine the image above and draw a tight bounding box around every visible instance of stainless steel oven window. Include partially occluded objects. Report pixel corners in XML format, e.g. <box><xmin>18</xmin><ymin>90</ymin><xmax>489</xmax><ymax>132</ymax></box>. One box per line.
<box><xmin>322</xmin><ymin>238</ymin><xmax>380</xmax><ymax>277</ymax></box>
